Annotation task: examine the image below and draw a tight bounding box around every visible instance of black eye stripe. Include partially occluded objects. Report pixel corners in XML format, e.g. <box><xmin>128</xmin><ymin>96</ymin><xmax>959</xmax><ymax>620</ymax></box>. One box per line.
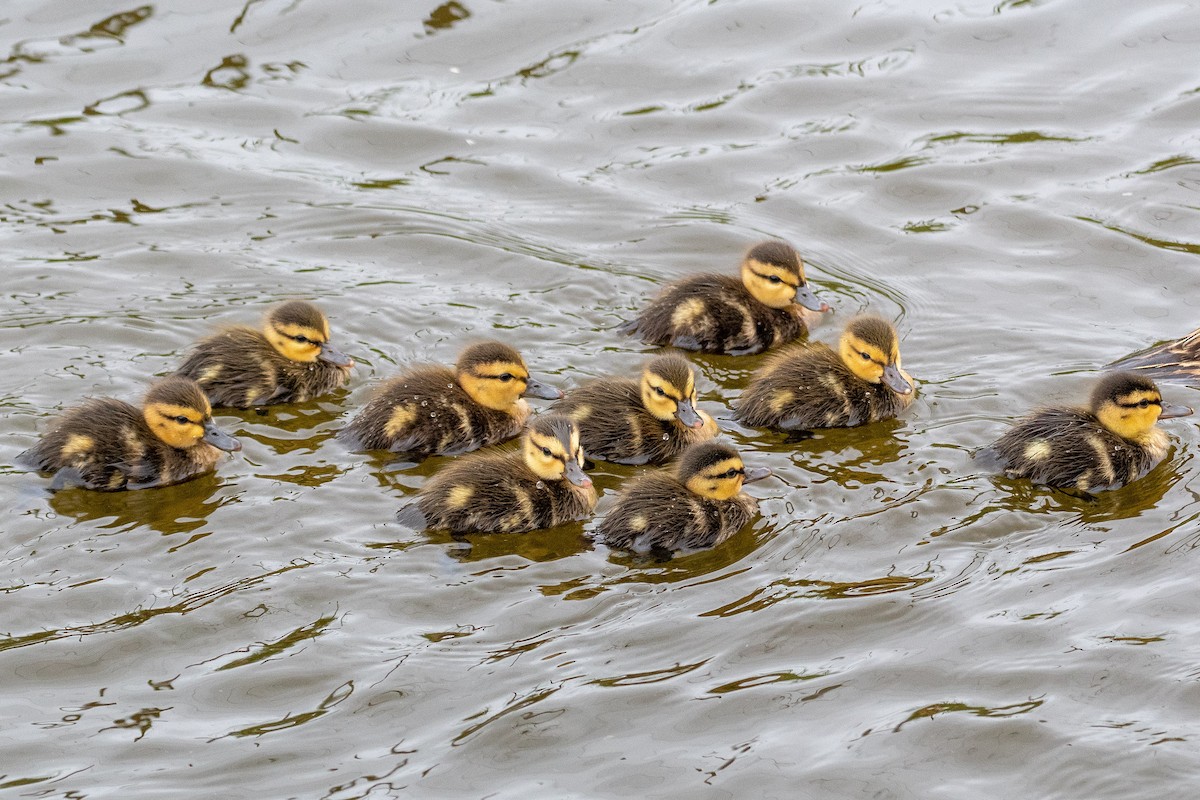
<box><xmin>1118</xmin><ymin>399</ymin><xmax>1161</xmax><ymax>408</ymax></box>
<box><xmin>751</xmin><ymin>270</ymin><xmax>796</xmax><ymax>286</ymax></box>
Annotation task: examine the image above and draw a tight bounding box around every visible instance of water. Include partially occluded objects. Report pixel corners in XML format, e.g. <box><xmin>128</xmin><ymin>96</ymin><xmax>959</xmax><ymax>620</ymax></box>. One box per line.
<box><xmin>3</xmin><ymin>0</ymin><xmax>1200</xmax><ymax>796</ymax></box>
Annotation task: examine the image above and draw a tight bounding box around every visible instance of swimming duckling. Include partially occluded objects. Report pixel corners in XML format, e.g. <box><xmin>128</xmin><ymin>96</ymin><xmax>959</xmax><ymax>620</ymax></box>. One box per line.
<box><xmin>620</xmin><ymin>240</ymin><xmax>831</xmax><ymax>355</ymax></box>
<box><xmin>983</xmin><ymin>371</ymin><xmax>1191</xmax><ymax>493</ymax></box>
<box><xmin>735</xmin><ymin>315</ymin><xmax>914</xmax><ymax>430</ymax></box>
<box><xmin>599</xmin><ymin>441</ymin><xmax>771</xmax><ymax>554</ymax></box>
<box><xmin>176</xmin><ymin>300</ymin><xmax>354</xmax><ymax>408</ymax></box>
<box><xmin>18</xmin><ymin>376</ymin><xmax>241</xmax><ymax>491</ymax></box>
<box><xmin>338</xmin><ymin>340</ymin><xmax>563</xmax><ymax>457</ymax></box>
<box><xmin>401</xmin><ymin>414</ymin><xmax>597</xmax><ymax>534</ymax></box>
<box><xmin>550</xmin><ymin>353</ymin><xmax>719</xmax><ymax>465</ymax></box>
<box><xmin>1108</xmin><ymin>326</ymin><xmax>1200</xmax><ymax>386</ymax></box>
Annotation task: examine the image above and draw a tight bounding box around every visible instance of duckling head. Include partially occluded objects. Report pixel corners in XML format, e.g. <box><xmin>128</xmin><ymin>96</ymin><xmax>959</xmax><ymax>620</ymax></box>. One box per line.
<box><xmin>838</xmin><ymin>315</ymin><xmax>912</xmax><ymax>395</ymax></box>
<box><xmin>678</xmin><ymin>441</ymin><xmax>771</xmax><ymax>501</ymax></box>
<box><xmin>143</xmin><ymin>376</ymin><xmax>241</xmax><ymax>452</ymax></box>
<box><xmin>640</xmin><ymin>354</ymin><xmax>704</xmax><ymax>428</ymax></box>
<box><xmin>1092</xmin><ymin>371</ymin><xmax>1192</xmax><ymax>440</ymax></box>
<box><xmin>457</xmin><ymin>341</ymin><xmax>562</xmax><ymax>411</ymax></box>
<box><xmin>523</xmin><ymin>414</ymin><xmax>591</xmax><ymax>488</ymax></box>
<box><xmin>263</xmin><ymin>300</ymin><xmax>354</xmax><ymax>367</ymax></box>
<box><xmin>739</xmin><ymin>240</ymin><xmax>829</xmax><ymax>312</ymax></box>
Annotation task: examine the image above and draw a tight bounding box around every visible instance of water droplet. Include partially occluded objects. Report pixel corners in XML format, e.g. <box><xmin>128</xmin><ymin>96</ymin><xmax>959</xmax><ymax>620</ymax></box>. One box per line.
<box><xmin>421</xmin><ymin>400</ymin><xmax>428</xmax><ymax>407</ymax></box>
<box><xmin>662</xmin><ymin>433</ymin><xmax>670</xmax><ymax>440</ymax></box>
<box><xmin>430</xmin><ymin>412</ymin><xmax>438</xmax><ymax>418</ymax></box>
<box><xmin>535</xmin><ymin>481</ymin><xmax>545</xmax><ymax>490</ymax></box>
<box><xmin>447</xmin><ymin>383</ymin><xmax>454</xmax><ymax>389</ymax></box>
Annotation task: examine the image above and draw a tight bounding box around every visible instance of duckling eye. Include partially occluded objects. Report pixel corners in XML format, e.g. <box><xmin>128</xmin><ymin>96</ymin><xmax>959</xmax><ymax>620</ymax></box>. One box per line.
<box><xmin>767</xmin><ymin>275</ymin><xmax>783</xmax><ymax>284</ymax></box>
<box><xmin>292</xmin><ymin>335</ymin><xmax>310</xmax><ymax>344</ymax></box>
<box><xmin>860</xmin><ymin>352</ymin><xmax>871</xmax><ymax>361</ymax></box>
<box><xmin>498</xmin><ymin>373</ymin><xmax>514</xmax><ymax>382</ymax></box>
<box><xmin>654</xmin><ymin>386</ymin><xmax>667</xmax><ymax>397</ymax></box>
<box><xmin>541</xmin><ymin>446</ymin><xmax>552</xmax><ymax>456</ymax></box>
<box><xmin>1138</xmin><ymin>399</ymin><xmax>1151</xmax><ymax>408</ymax></box>
<box><xmin>173</xmin><ymin>415</ymin><xmax>192</xmax><ymax>425</ymax></box>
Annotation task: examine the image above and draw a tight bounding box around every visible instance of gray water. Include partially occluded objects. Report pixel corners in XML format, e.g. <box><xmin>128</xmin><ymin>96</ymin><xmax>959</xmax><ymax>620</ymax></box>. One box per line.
<box><xmin>4</xmin><ymin>1</ymin><xmax>1200</xmax><ymax>797</ymax></box>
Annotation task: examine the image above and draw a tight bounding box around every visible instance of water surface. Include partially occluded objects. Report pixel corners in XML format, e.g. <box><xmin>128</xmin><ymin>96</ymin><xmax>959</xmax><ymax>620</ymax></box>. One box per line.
<box><xmin>4</xmin><ymin>0</ymin><xmax>1200</xmax><ymax>797</ymax></box>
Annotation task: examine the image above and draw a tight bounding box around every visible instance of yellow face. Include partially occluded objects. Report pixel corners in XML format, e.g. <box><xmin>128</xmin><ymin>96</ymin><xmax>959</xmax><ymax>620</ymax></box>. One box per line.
<box><xmin>265</xmin><ymin>319</ymin><xmax>331</xmax><ymax>363</ymax></box>
<box><xmin>524</xmin><ymin>427</ymin><xmax>585</xmax><ymax>482</ymax></box>
<box><xmin>839</xmin><ymin>330</ymin><xmax>912</xmax><ymax>395</ymax></box>
<box><xmin>460</xmin><ymin>359</ymin><xmax>531</xmax><ymax>411</ymax></box>
<box><xmin>684</xmin><ymin>455</ymin><xmax>746</xmax><ymax>501</ymax></box>
<box><xmin>144</xmin><ymin>400</ymin><xmax>211</xmax><ymax>450</ymax></box>
<box><xmin>741</xmin><ymin>257</ymin><xmax>803</xmax><ymax>309</ymax></box>
<box><xmin>640</xmin><ymin>369</ymin><xmax>697</xmax><ymax>423</ymax></box>
<box><xmin>1096</xmin><ymin>388</ymin><xmax>1167</xmax><ymax>440</ymax></box>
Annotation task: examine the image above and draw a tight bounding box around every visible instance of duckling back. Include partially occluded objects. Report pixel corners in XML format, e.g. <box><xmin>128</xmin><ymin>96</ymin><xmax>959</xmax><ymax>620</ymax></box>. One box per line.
<box><xmin>338</xmin><ymin>365</ymin><xmax>525</xmax><ymax>456</ymax></box>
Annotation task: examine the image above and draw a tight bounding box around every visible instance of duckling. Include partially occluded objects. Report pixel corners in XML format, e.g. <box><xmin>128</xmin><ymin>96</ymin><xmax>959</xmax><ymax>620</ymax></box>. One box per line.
<box><xmin>338</xmin><ymin>340</ymin><xmax>563</xmax><ymax>457</ymax></box>
<box><xmin>175</xmin><ymin>300</ymin><xmax>354</xmax><ymax>408</ymax></box>
<box><xmin>1108</xmin><ymin>326</ymin><xmax>1200</xmax><ymax>386</ymax></box>
<box><xmin>401</xmin><ymin>414</ymin><xmax>597</xmax><ymax>534</ymax></box>
<box><xmin>983</xmin><ymin>371</ymin><xmax>1192</xmax><ymax>493</ymax></box>
<box><xmin>550</xmin><ymin>354</ymin><xmax>719</xmax><ymax>465</ymax></box>
<box><xmin>599</xmin><ymin>441</ymin><xmax>771</xmax><ymax>553</ymax></box>
<box><xmin>735</xmin><ymin>315</ymin><xmax>914</xmax><ymax>430</ymax></box>
<box><xmin>17</xmin><ymin>376</ymin><xmax>241</xmax><ymax>491</ymax></box>
<box><xmin>620</xmin><ymin>240</ymin><xmax>831</xmax><ymax>356</ymax></box>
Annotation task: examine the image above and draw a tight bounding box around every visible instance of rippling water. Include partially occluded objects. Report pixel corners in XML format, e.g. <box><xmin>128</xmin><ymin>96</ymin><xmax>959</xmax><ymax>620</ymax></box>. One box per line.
<box><xmin>4</xmin><ymin>0</ymin><xmax>1200</xmax><ymax>797</ymax></box>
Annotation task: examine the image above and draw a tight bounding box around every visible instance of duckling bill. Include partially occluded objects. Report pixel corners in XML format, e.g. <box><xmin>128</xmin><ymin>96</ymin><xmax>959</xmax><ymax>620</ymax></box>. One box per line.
<box><xmin>983</xmin><ymin>371</ymin><xmax>1191</xmax><ymax>493</ymax></box>
<box><xmin>18</xmin><ymin>376</ymin><xmax>241</xmax><ymax>491</ymax></box>
<box><xmin>736</xmin><ymin>315</ymin><xmax>914</xmax><ymax>430</ymax></box>
<box><xmin>621</xmin><ymin>240</ymin><xmax>831</xmax><ymax>356</ymax></box>
<box><xmin>399</xmin><ymin>414</ymin><xmax>597</xmax><ymax>534</ymax></box>
<box><xmin>176</xmin><ymin>299</ymin><xmax>354</xmax><ymax>408</ymax></box>
<box><xmin>599</xmin><ymin>441</ymin><xmax>771</xmax><ymax>554</ymax></box>
<box><xmin>550</xmin><ymin>353</ymin><xmax>718</xmax><ymax>465</ymax></box>
<box><xmin>338</xmin><ymin>340</ymin><xmax>562</xmax><ymax>457</ymax></box>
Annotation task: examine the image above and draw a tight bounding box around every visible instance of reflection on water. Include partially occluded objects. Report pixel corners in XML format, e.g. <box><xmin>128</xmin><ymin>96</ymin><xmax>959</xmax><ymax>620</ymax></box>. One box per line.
<box><xmin>4</xmin><ymin>0</ymin><xmax>1200</xmax><ymax>796</ymax></box>
<box><xmin>46</xmin><ymin>471</ymin><xmax>233</xmax><ymax>538</ymax></box>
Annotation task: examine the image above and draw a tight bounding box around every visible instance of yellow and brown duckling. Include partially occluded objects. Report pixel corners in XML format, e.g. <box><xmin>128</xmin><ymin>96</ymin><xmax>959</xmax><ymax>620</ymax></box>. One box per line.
<box><xmin>550</xmin><ymin>353</ymin><xmax>719</xmax><ymax>465</ymax></box>
<box><xmin>620</xmin><ymin>240</ymin><xmax>831</xmax><ymax>355</ymax></box>
<box><xmin>17</xmin><ymin>376</ymin><xmax>241</xmax><ymax>491</ymax></box>
<box><xmin>1108</xmin><ymin>326</ymin><xmax>1200</xmax><ymax>386</ymax></box>
<box><xmin>175</xmin><ymin>300</ymin><xmax>354</xmax><ymax>408</ymax></box>
<box><xmin>735</xmin><ymin>315</ymin><xmax>914</xmax><ymax>430</ymax></box>
<box><xmin>338</xmin><ymin>340</ymin><xmax>563</xmax><ymax>457</ymax></box>
<box><xmin>598</xmin><ymin>441</ymin><xmax>771</xmax><ymax>554</ymax></box>
<box><xmin>983</xmin><ymin>371</ymin><xmax>1192</xmax><ymax>493</ymax></box>
<box><xmin>400</xmin><ymin>414</ymin><xmax>597</xmax><ymax>534</ymax></box>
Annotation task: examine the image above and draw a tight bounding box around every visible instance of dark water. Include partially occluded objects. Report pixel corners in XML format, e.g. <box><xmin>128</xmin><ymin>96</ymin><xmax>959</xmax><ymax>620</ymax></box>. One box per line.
<box><xmin>4</xmin><ymin>0</ymin><xmax>1200</xmax><ymax>797</ymax></box>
